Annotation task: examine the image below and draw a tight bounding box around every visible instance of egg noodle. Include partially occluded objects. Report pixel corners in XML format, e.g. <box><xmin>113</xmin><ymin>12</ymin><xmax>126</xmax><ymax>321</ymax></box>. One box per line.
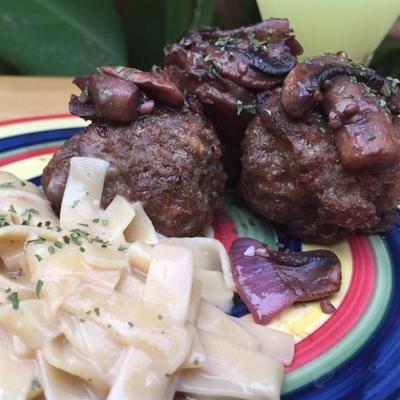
<box><xmin>0</xmin><ymin>157</ymin><xmax>294</xmax><ymax>400</ymax></box>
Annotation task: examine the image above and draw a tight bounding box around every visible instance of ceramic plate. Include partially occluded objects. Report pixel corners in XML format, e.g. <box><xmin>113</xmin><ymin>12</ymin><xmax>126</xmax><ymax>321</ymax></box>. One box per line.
<box><xmin>1</xmin><ymin>114</ymin><xmax>399</xmax><ymax>400</ymax></box>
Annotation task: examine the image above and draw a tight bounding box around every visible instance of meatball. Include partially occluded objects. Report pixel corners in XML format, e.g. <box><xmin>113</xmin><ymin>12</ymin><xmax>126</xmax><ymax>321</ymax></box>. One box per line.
<box><xmin>43</xmin><ymin>67</ymin><xmax>226</xmax><ymax>237</ymax></box>
<box><xmin>43</xmin><ymin>109</ymin><xmax>225</xmax><ymax>237</ymax></box>
<box><xmin>164</xmin><ymin>18</ymin><xmax>302</xmax><ymax>181</ymax></box>
<box><xmin>240</xmin><ymin>89</ymin><xmax>400</xmax><ymax>244</ymax></box>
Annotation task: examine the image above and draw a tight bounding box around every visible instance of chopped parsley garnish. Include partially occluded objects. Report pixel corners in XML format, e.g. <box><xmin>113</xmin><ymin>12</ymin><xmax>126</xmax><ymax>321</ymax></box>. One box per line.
<box><xmin>71</xmin><ymin>228</ymin><xmax>89</xmax><ymax>237</ymax></box>
<box><xmin>247</xmin><ymin>32</ymin><xmax>269</xmax><ymax>51</ymax></box>
<box><xmin>20</xmin><ymin>208</ymin><xmax>39</xmax><ymax>225</ymax></box>
<box><xmin>0</xmin><ymin>181</ymin><xmax>26</xmax><ymax>188</ymax></box>
<box><xmin>22</xmin><ymin>217</ymin><xmax>31</xmax><ymax>226</ymax></box>
<box><xmin>34</xmin><ymin>254</ymin><xmax>43</xmax><ymax>262</ymax></box>
<box><xmin>243</xmin><ymin>104</ymin><xmax>256</xmax><ymax>114</ymax></box>
<box><xmin>79</xmin><ymin>246</ymin><xmax>86</xmax><ymax>253</ymax></box>
<box><xmin>157</xmin><ymin>314</ymin><xmax>163</xmax><ymax>320</ymax></box>
<box><xmin>8</xmin><ymin>204</ymin><xmax>16</xmax><ymax>213</ymax></box>
<box><xmin>117</xmin><ymin>245</ymin><xmax>128</xmax><ymax>252</ymax></box>
<box><xmin>215</xmin><ymin>36</ymin><xmax>234</xmax><ymax>47</ymax></box>
<box><xmin>71</xmin><ymin>200</ymin><xmax>80</xmax><ymax>208</ymax></box>
<box><xmin>92</xmin><ymin>218</ymin><xmax>100</xmax><ymax>224</ymax></box>
<box><xmin>382</xmin><ymin>83</ymin><xmax>392</xmax><ymax>97</ymax></box>
<box><xmin>179</xmin><ymin>37</ymin><xmax>192</xmax><ymax>47</ymax></box>
<box><xmin>35</xmin><ymin>280</ymin><xmax>44</xmax><ymax>298</ymax></box>
<box><xmin>123</xmin><ymin>70</ymin><xmax>132</xmax><ymax>79</ymax></box>
<box><xmin>361</xmin><ymin>83</ymin><xmax>374</xmax><ymax>95</ymax></box>
<box><xmin>378</xmin><ymin>98</ymin><xmax>387</xmax><ymax>108</ymax></box>
<box><xmin>94</xmin><ymin>307</ymin><xmax>100</xmax><ymax>316</ymax></box>
<box><xmin>236</xmin><ymin>100</ymin><xmax>256</xmax><ymax>115</ymax></box>
<box><xmin>128</xmin><ymin>321</ymin><xmax>134</xmax><ymax>328</ymax></box>
<box><xmin>78</xmin><ymin>223</ymin><xmax>89</xmax><ymax>227</ymax></box>
<box><xmin>22</xmin><ymin>208</ymin><xmax>39</xmax><ymax>216</ymax></box>
<box><xmin>236</xmin><ymin>100</ymin><xmax>244</xmax><ymax>115</ymax></box>
<box><xmin>367</xmin><ymin>132</ymin><xmax>376</xmax><ymax>141</ymax></box>
<box><xmin>31</xmin><ymin>379</ymin><xmax>41</xmax><ymax>391</ymax></box>
<box><xmin>7</xmin><ymin>292</ymin><xmax>19</xmax><ymax>310</ymax></box>
<box><xmin>319</xmin><ymin>127</ymin><xmax>326</xmax><ymax>134</ymax></box>
<box><xmin>48</xmin><ymin>245</ymin><xmax>55</xmax><ymax>254</ymax></box>
<box><xmin>54</xmin><ymin>241</ymin><xmax>63</xmax><ymax>249</ymax></box>
<box><xmin>70</xmin><ymin>233</ymin><xmax>83</xmax><ymax>246</ymax></box>
<box><xmin>193</xmin><ymin>358</ymin><xmax>200</xmax><ymax>366</ymax></box>
<box><xmin>387</xmin><ymin>76</ymin><xmax>400</xmax><ymax>86</ymax></box>
<box><xmin>0</xmin><ymin>182</ymin><xmax>15</xmax><ymax>188</ymax></box>
<box><xmin>63</xmin><ymin>235</ymin><xmax>70</xmax><ymax>244</ymax></box>
<box><xmin>79</xmin><ymin>318</ymin><xmax>86</xmax><ymax>323</ymax></box>
<box><xmin>93</xmin><ymin>236</ymin><xmax>110</xmax><ymax>247</ymax></box>
<box><xmin>27</xmin><ymin>237</ymin><xmax>46</xmax><ymax>245</ymax></box>
<box><xmin>5</xmin><ymin>287</ymin><xmax>11</xmax><ymax>293</ymax></box>
<box><xmin>204</xmin><ymin>53</ymin><xmax>213</xmax><ymax>63</ymax></box>
<box><xmin>101</xmin><ymin>219</ymin><xmax>109</xmax><ymax>226</ymax></box>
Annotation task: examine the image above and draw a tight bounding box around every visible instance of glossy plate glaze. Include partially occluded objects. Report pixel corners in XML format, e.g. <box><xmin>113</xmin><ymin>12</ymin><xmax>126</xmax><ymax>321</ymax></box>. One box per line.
<box><xmin>1</xmin><ymin>114</ymin><xmax>399</xmax><ymax>400</ymax></box>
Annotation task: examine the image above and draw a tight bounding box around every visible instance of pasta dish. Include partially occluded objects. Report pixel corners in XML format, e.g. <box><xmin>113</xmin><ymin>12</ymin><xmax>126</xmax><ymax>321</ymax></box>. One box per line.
<box><xmin>0</xmin><ymin>157</ymin><xmax>293</xmax><ymax>400</ymax></box>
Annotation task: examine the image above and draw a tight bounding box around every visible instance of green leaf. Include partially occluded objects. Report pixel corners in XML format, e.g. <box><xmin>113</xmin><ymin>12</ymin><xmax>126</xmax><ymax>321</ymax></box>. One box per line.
<box><xmin>191</xmin><ymin>0</ymin><xmax>217</xmax><ymax>29</ymax></box>
<box><xmin>212</xmin><ymin>0</ymin><xmax>260</xmax><ymax>28</ymax></box>
<box><xmin>372</xmin><ymin>37</ymin><xmax>400</xmax><ymax>63</ymax></box>
<box><xmin>165</xmin><ymin>0</ymin><xmax>194</xmax><ymax>44</ymax></box>
<box><xmin>0</xmin><ymin>59</ymin><xmax>18</xmax><ymax>74</ymax></box>
<box><xmin>371</xmin><ymin>37</ymin><xmax>400</xmax><ymax>78</ymax></box>
<box><xmin>0</xmin><ymin>0</ymin><xmax>127</xmax><ymax>75</ymax></box>
<box><xmin>120</xmin><ymin>0</ymin><xmax>166</xmax><ymax>70</ymax></box>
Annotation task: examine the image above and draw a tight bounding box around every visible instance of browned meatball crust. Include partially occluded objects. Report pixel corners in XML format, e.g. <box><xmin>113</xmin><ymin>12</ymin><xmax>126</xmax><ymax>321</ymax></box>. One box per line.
<box><xmin>164</xmin><ymin>18</ymin><xmax>302</xmax><ymax>182</ymax></box>
<box><xmin>240</xmin><ymin>90</ymin><xmax>400</xmax><ymax>243</ymax></box>
<box><xmin>42</xmin><ymin>108</ymin><xmax>226</xmax><ymax>237</ymax></box>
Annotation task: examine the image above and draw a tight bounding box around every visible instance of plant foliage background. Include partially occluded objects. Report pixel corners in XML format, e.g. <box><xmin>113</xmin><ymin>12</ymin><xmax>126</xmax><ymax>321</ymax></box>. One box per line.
<box><xmin>0</xmin><ymin>0</ymin><xmax>260</xmax><ymax>75</ymax></box>
<box><xmin>0</xmin><ymin>0</ymin><xmax>397</xmax><ymax>76</ymax></box>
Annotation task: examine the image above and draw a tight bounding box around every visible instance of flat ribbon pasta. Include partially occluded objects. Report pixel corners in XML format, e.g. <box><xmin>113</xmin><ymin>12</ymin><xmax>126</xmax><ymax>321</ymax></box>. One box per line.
<box><xmin>0</xmin><ymin>162</ymin><xmax>292</xmax><ymax>400</ymax></box>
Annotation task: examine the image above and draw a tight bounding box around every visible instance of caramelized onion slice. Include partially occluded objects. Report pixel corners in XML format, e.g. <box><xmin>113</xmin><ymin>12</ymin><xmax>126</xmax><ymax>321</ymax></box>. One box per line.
<box><xmin>229</xmin><ymin>238</ymin><xmax>341</xmax><ymax>324</ymax></box>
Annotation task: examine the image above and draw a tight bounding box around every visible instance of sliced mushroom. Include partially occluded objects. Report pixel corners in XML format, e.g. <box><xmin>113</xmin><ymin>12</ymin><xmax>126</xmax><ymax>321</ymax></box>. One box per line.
<box><xmin>70</xmin><ymin>74</ymin><xmax>140</xmax><ymax>123</ymax></box>
<box><xmin>246</xmin><ymin>46</ymin><xmax>297</xmax><ymax>76</ymax></box>
<box><xmin>164</xmin><ymin>19</ymin><xmax>302</xmax><ymax>181</ymax></box>
<box><xmin>281</xmin><ymin>53</ymin><xmax>390</xmax><ymax>119</ymax></box>
<box><xmin>205</xmin><ymin>45</ymin><xmax>283</xmax><ymax>90</ymax></box>
<box><xmin>323</xmin><ymin>76</ymin><xmax>399</xmax><ymax>170</ymax></box>
<box><xmin>280</xmin><ymin>53</ymin><xmax>400</xmax><ymax>170</ymax></box>
<box><xmin>69</xmin><ymin>66</ymin><xmax>185</xmax><ymax>124</ymax></box>
<box><xmin>100</xmin><ymin>65</ymin><xmax>184</xmax><ymax>108</ymax></box>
